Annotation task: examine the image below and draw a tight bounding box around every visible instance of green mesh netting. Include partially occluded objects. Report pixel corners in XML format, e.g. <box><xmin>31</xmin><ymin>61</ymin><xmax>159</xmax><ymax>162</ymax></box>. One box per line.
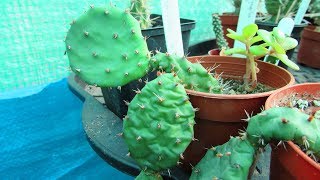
<box><xmin>0</xmin><ymin>0</ymin><xmax>234</xmax><ymax>92</ymax></box>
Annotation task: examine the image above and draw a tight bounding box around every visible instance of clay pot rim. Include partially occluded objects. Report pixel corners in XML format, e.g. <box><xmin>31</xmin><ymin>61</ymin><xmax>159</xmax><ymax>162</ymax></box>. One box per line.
<box><xmin>265</xmin><ymin>83</ymin><xmax>320</xmax><ymax>170</ymax></box>
<box><xmin>265</xmin><ymin>83</ymin><xmax>320</xmax><ymax>109</ymax></box>
<box><xmin>186</xmin><ymin>55</ymin><xmax>295</xmax><ymax>99</ymax></box>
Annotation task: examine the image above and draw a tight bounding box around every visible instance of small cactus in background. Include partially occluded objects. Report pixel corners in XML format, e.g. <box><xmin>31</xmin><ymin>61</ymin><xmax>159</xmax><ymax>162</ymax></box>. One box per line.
<box><xmin>233</xmin><ymin>0</ymin><xmax>242</xmax><ymax>15</ymax></box>
<box><xmin>130</xmin><ymin>0</ymin><xmax>153</xmax><ymax>29</ymax></box>
<box><xmin>265</xmin><ymin>0</ymin><xmax>302</xmax><ymax>24</ymax></box>
<box><xmin>123</xmin><ymin>73</ymin><xmax>195</xmax><ymax>176</ymax></box>
<box><xmin>191</xmin><ymin>107</ymin><xmax>320</xmax><ymax>179</ymax></box>
<box><xmin>309</xmin><ymin>0</ymin><xmax>320</xmax><ymax>31</ymax></box>
<box><xmin>212</xmin><ymin>14</ymin><xmax>229</xmax><ymax>50</ymax></box>
<box><xmin>65</xmin><ymin>5</ymin><xmax>150</xmax><ymax>87</ymax></box>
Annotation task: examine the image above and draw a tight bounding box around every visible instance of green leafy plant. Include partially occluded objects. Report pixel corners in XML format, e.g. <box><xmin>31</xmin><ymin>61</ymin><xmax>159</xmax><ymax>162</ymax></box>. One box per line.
<box><xmin>224</xmin><ymin>24</ymin><xmax>299</xmax><ymax>91</ymax></box>
<box><xmin>233</xmin><ymin>0</ymin><xmax>242</xmax><ymax>15</ymax></box>
<box><xmin>309</xmin><ymin>0</ymin><xmax>320</xmax><ymax>32</ymax></box>
<box><xmin>265</xmin><ymin>0</ymin><xmax>302</xmax><ymax>24</ymax></box>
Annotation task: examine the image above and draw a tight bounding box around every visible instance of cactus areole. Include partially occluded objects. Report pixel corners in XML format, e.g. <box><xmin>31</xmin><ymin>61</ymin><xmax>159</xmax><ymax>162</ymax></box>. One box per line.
<box><xmin>65</xmin><ymin>6</ymin><xmax>150</xmax><ymax>87</ymax></box>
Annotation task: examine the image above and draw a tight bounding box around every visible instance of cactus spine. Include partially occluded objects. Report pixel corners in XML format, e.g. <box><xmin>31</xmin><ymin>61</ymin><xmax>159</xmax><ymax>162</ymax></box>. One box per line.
<box><xmin>212</xmin><ymin>14</ymin><xmax>229</xmax><ymax>50</ymax></box>
<box><xmin>130</xmin><ymin>0</ymin><xmax>152</xmax><ymax>29</ymax></box>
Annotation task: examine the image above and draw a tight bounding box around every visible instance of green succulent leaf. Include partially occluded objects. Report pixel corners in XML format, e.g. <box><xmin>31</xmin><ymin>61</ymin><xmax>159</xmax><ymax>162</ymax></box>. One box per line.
<box><xmin>272</xmin><ymin>27</ymin><xmax>286</xmax><ymax>44</ymax></box>
<box><xmin>271</xmin><ymin>40</ymin><xmax>286</xmax><ymax>54</ymax></box>
<box><xmin>249</xmin><ymin>45</ymin><xmax>269</xmax><ymax>56</ymax></box>
<box><xmin>226</xmin><ymin>28</ymin><xmax>246</xmax><ymax>43</ymax></box>
<box><xmin>249</xmin><ymin>36</ymin><xmax>263</xmax><ymax>45</ymax></box>
<box><xmin>242</xmin><ymin>24</ymin><xmax>258</xmax><ymax>39</ymax></box>
<box><xmin>281</xmin><ymin>37</ymin><xmax>298</xmax><ymax>51</ymax></box>
<box><xmin>224</xmin><ymin>47</ymin><xmax>246</xmax><ymax>55</ymax></box>
<box><xmin>271</xmin><ymin>54</ymin><xmax>300</xmax><ymax>70</ymax></box>
<box><xmin>257</xmin><ymin>30</ymin><xmax>273</xmax><ymax>45</ymax></box>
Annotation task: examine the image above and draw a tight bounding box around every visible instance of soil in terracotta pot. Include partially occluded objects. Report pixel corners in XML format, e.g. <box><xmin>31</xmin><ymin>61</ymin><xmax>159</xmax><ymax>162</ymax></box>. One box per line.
<box><xmin>220</xmin><ymin>78</ymin><xmax>275</xmax><ymax>95</ymax></box>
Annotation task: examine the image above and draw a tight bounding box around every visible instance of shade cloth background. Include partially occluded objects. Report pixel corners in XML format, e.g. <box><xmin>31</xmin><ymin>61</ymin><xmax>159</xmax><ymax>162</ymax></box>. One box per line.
<box><xmin>0</xmin><ymin>78</ymin><xmax>132</xmax><ymax>179</ymax></box>
<box><xmin>0</xmin><ymin>0</ymin><xmax>238</xmax><ymax>92</ymax></box>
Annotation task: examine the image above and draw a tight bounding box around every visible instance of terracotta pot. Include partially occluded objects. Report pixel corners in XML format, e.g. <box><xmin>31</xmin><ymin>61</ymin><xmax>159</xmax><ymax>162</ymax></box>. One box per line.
<box><xmin>181</xmin><ymin>55</ymin><xmax>295</xmax><ymax>172</ymax></box>
<box><xmin>208</xmin><ymin>48</ymin><xmax>220</xmax><ymax>55</ymax></box>
<box><xmin>297</xmin><ymin>26</ymin><xmax>320</xmax><ymax>69</ymax></box>
<box><xmin>219</xmin><ymin>14</ymin><xmax>238</xmax><ymax>48</ymax></box>
<box><xmin>265</xmin><ymin>83</ymin><xmax>320</xmax><ymax>179</ymax></box>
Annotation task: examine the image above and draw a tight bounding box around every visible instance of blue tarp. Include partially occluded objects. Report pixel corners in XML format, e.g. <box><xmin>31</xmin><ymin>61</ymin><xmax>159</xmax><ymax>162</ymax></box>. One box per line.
<box><xmin>0</xmin><ymin>79</ymin><xmax>132</xmax><ymax>179</ymax></box>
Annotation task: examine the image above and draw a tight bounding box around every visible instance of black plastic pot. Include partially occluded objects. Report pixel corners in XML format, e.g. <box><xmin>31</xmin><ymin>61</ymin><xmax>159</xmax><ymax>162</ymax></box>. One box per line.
<box><xmin>255</xmin><ymin>20</ymin><xmax>307</xmax><ymax>69</ymax></box>
<box><xmin>188</xmin><ymin>39</ymin><xmax>218</xmax><ymax>56</ymax></box>
<box><xmin>101</xmin><ymin>15</ymin><xmax>196</xmax><ymax>118</ymax></box>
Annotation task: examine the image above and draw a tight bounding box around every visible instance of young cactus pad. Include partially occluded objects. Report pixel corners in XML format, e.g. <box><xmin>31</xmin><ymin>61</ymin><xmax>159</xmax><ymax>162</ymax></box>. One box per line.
<box><xmin>150</xmin><ymin>52</ymin><xmax>222</xmax><ymax>93</ymax></box>
<box><xmin>190</xmin><ymin>137</ymin><xmax>255</xmax><ymax>180</ymax></box>
<box><xmin>123</xmin><ymin>73</ymin><xmax>195</xmax><ymax>172</ymax></box>
<box><xmin>247</xmin><ymin>107</ymin><xmax>320</xmax><ymax>156</ymax></box>
<box><xmin>65</xmin><ymin>5</ymin><xmax>150</xmax><ymax>87</ymax></box>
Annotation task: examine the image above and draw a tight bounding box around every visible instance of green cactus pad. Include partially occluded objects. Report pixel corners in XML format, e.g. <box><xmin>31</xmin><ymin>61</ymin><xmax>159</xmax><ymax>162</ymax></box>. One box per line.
<box><xmin>150</xmin><ymin>52</ymin><xmax>222</xmax><ymax>93</ymax></box>
<box><xmin>190</xmin><ymin>137</ymin><xmax>255</xmax><ymax>180</ymax></box>
<box><xmin>247</xmin><ymin>107</ymin><xmax>320</xmax><ymax>156</ymax></box>
<box><xmin>65</xmin><ymin>5</ymin><xmax>150</xmax><ymax>87</ymax></box>
<box><xmin>123</xmin><ymin>73</ymin><xmax>195</xmax><ymax>172</ymax></box>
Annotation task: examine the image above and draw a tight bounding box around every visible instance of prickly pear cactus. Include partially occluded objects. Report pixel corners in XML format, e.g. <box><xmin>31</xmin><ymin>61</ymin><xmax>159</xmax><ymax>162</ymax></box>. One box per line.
<box><xmin>123</xmin><ymin>73</ymin><xmax>195</xmax><ymax>173</ymax></box>
<box><xmin>247</xmin><ymin>107</ymin><xmax>320</xmax><ymax>156</ymax></box>
<box><xmin>212</xmin><ymin>14</ymin><xmax>229</xmax><ymax>49</ymax></box>
<box><xmin>135</xmin><ymin>170</ymin><xmax>163</xmax><ymax>180</ymax></box>
<box><xmin>130</xmin><ymin>0</ymin><xmax>152</xmax><ymax>29</ymax></box>
<box><xmin>150</xmin><ymin>52</ymin><xmax>222</xmax><ymax>93</ymax></box>
<box><xmin>190</xmin><ymin>137</ymin><xmax>255</xmax><ymax>180</ymax></box>
<box><xmin>65</xmin><ymin>5</ymin><xmax>150</xmax><ymax>87</ymax></box>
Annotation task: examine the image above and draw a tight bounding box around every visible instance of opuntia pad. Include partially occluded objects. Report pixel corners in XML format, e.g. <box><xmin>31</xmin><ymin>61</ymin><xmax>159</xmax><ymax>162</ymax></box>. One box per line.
<box><xmin>123</xmin><ymin>73</ymin><xmax>195</xmax><ymax>172</ymax></box>
<box><xmin>151</xmin><ymin>53</ymin><xmax>221</xmax><ymax>93</ymax></box>
<box><xmin>65</xmin><ymin>6</ymin><xmax>150</xmax><ymax>87</ymax></box>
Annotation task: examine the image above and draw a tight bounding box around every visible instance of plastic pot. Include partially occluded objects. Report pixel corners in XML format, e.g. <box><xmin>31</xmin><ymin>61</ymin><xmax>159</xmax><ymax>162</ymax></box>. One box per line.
<box><xmin>181</xmin><ymin>55</ymin><xmax>295</xmax><ymax>172</ymax></box>
<box><xmin>297</xmin><ymin>26</ymin><xmax>320</xmax><ymax>69</ymax></box>
<box><xmin>265</xmin><ymin>83</ymin><xmax>320</xmax><ymax>180</ymax></box>
<box><xmin>101</xmin><ymin>15</ymin><xmax>196</xmax><ymax>118</ymax></box>
<box><xmin>219</xmin><ymin>14</ymin><xmax>238</xmax><ymax>48</ymax></box>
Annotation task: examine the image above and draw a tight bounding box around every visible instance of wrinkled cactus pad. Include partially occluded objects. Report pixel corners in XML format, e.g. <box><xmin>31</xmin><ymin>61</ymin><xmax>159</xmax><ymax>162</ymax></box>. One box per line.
<box><xmin>123</xmin><ymin>73</ymin><xmax>195</xmax><ymax>172</ymax></box>
<box><xmin>65</xmin><ymin>5</ymin><xmax>150</xmax><ymax>87</ymax></box>
<box><xmin>150</xmin><ymin>52</ymin><xmax>221</xmax><ymax>93</ymax></box>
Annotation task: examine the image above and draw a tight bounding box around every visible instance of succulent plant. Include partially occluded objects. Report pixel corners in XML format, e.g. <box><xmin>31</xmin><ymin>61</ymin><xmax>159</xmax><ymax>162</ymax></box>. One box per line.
<box><xmin>150</xmin><ymin>52</ymin><xmax>222</xmax><ymax>93</ymax></box>
<box><xmin>130</xmin><ymin>0</ymin><xmax>153</xmax><ymax>29</ymax></box>
<box><xmin>265</xmin><ymin>0</ymin><xmax>302</xmax><ymax>24</ymax></box>
<box><xmin>309</xmin><ymin>0</ymin><xmax>320</xmax><ymax>31</ymax></box>
<box><xmin>224</xmin><ymin>24</ymin><xmax>299</xmax><ymax>91</ymax></box>
<box><xmin>212</xmin><ymin>14</ymin><xmax>229</xmax><ymax>50</ymax></box>
<box><xmin>123</xmin><ymin>73</ymin><xmax>195</xmax><ymax>176</ymax></box>
<box><xmin>191</xmin><ymin>107</ymin><xmax>320</xmax><ymax>179</ymax></box>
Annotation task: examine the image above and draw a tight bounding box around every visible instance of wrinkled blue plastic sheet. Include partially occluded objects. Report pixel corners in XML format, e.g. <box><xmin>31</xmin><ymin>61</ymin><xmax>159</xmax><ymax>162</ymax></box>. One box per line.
<box><xmin>0</xmin><ymin>79</ymin><xmax>132</xmax><ymax>179</ymax></box>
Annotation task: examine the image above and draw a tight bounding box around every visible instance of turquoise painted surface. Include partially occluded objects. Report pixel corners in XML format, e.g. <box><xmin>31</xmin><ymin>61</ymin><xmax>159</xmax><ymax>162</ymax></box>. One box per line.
<box><xmin>0</xmin><ymin>0</ymin><xmax>234</xmax><ymax>92</ymax></box>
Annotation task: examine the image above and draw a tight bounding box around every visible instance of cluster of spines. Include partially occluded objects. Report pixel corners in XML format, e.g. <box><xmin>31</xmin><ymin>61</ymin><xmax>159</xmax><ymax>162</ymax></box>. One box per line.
<box><xmin>130</xmin><ymin>0</ymin><xmax>152</xmax><ymax>29</ymax></box>
<box><xmin>212</xmin><ymin>14</ymin><xmax>229</xmax><ymax>50</ymax></box>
